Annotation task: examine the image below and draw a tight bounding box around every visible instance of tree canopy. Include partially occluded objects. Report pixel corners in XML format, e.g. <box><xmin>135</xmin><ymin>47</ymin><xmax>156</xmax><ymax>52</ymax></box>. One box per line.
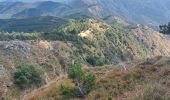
<box><xmin>159</xmin><ymin>22</ymin><xmax>170</xmax><ymax>34</ymax></box>
<box><xmin>60</xmin><ymin>62</ymin><xmax>96</xmax><ymax>98</ymax></box>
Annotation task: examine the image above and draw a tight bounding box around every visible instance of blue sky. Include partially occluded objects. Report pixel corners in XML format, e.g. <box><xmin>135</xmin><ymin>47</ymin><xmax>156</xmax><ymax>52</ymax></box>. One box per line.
<box><xmin>0</xmin><ymin>0</ymin><xmax>67</xmax><ymax>2</ymax></box>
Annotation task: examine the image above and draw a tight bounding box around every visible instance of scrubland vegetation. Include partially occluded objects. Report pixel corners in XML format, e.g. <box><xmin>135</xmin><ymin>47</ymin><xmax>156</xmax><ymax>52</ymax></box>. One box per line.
<box><xmin>22</xmin><ymin>56</ymin><xmax>170</xmax><ymax>100</ymax></box>
<box><xmin>0</xmin><ymin>18</ymin><xmax>170</xmax><ymax>100</ymax></box>
<box><xmin>0</xmin><ymin>0</ymin><xmax>170</xmax><ymax>99</ymax></box>
<box><xmin>14</xmin><ymin>64</ymin><xmax>45</xmax><ymax>89</ymax></box>
<box><xmin>0</xmin><ymin>19</ymin><xmax>147</xmax><ymax>66</ymax></box>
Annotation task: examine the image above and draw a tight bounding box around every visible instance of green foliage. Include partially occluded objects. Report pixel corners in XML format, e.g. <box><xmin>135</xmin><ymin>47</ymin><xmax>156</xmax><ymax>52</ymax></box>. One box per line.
<box><xmin>0</xmin><ymin>18</ymin><xmax>147</xmax><ymax>66</ymax></box>
<box><xmin>159</xmin><ymin>22</ymin><xmax>170</xmax><ymax>34</ymax></box>
<box><xmin>0</xmin><ymin>16</ymin><xmax>68</xmax><ymax>32</ymax></box>
<box><xmin>14</xmin><ymin>64</ymin><xmax>45</xmax><ymax>89</ymax></box>
<box><xmin>86</xmin><ymin>55</ymin><xmax>105</xmax><ymax>66</ymax></box>
<box><xmin>67</xmin><ymin>62</ymin><xmax>96</xmax><ymax>98</ymax></box>
<box><xmin>82</xmin><ymin>73</ymin><xmax>96</xmax><ymax>94</ymax></box>
<box><xmin>68</xmin><ymin>62</ymin><xmax>84</xmax><ymax>81</ymax></box>
<box><xmin>0</xmin><ymin>32</ymin><xmax>40</xmax><ymax>40</ymax></box>
<box><xmin>59</xmin><ymin>85</ymin><xmax>75</xmax><ymax>99</ymax></box>
<box><xmin>43</xmin><ymin>20</ymin><xmax>89</xmax><ymax>41</ymax></box>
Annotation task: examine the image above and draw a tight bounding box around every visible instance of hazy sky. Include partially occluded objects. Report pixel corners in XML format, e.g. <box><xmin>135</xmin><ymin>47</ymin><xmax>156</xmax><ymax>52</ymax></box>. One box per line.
<box><xmin>0</xmin><ymin>0</ymin><xmax>66</xmax><ymax>2</ymax></box>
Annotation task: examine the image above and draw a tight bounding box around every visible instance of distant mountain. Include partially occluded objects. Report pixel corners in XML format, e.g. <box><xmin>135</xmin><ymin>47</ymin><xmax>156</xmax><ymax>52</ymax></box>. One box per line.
<box><xmin>0</xmin><ymin>0</ymin><xmax>170</xmax><ymax>25</ymax></box>
<box><xmin>70</xmin><ymin>0</ymin><xmax>170</xmax><ymax>25</ymax></box>
<box><xmin>0</xmin><ymin>1</ymin><xmax>72</xmax><ymax>19</ymax></box>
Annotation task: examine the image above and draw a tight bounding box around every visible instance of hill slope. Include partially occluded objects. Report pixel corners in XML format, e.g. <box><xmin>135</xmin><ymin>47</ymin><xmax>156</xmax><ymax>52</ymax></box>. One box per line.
<box><xmin>0</xmin><ymin>18</ymin><xmax>170</xmax><ymax>99</ymax></box>
<box><xmin>20</xmin><ymin>56</ymin><xmax>170</xmax><ymax>100</ymax></box>
<box><xmin>0</xmin><ymin>18</ymin><xmax>170</xmax><ymax>64</ymax></box>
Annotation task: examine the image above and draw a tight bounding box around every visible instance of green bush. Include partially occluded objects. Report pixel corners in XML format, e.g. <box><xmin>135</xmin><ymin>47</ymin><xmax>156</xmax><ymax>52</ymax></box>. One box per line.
<box><xmin>67</xmin><ymin>62</ymin><xmax>96</xmax><ymax>98</ymax></box>
<box><xmin>14</xmin><ymin>64</ymin><xmax>45</xmax><ymax>89</ymax></box>
<box><xmin>82</xmin><ymin>73</ymin><xmax>96</xmax><ymax>94</ymax></box>
<box><xmin>68</xmin><ymin>62</ymin><xmax>84</xmax><ymax>81</ymax></box>
<box><xmin>59</xmin><ymin>85</ymin><xmax>75</xmax><ymax>99</ymax></box>
<box><xmin>86</xmin><ymin>55</ymin><xmax>105</xmax><ymax>66</ymax></box>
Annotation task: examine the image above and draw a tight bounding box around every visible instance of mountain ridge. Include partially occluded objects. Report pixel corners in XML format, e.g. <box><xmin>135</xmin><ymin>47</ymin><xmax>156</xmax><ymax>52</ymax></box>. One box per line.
<box><xmin>0</xmin><ymin>0</ymin><xmax>170</xmax><ymax>25</ymax></box>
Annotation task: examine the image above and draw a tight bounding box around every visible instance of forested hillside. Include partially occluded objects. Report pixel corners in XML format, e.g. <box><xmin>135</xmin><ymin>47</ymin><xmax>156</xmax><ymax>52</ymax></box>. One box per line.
<box><xmin>0</xmin><ymin>16</ymin><xmax>68</xmax><ymax>32</ymax></box>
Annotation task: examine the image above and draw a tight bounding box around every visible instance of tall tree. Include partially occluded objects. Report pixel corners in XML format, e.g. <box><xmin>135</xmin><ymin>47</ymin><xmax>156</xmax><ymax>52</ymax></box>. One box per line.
<box><xmin>68</xmin><ymin>62</ymin><xmax>96</xmax><ymax>98</ymax></box>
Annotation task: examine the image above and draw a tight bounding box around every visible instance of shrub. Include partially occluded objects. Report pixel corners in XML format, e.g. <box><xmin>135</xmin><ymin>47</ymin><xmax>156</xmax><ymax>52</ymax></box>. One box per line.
<box><xmin>82</xmin><ymin>73</ymin><xmax>96</xmax><ymax>94</ymax></box>
<box><xmin>86</xmin><ymin>55</ymin><xmax>105</xmax><ymax>66</ymax></box>
<box><xmin>68</xmin><ymin>62</ymin><xmax>84</xmax><ymax>81</ymax></box>
<box><xmin>67</xmin><ymin>62</ymin><xmax>96</xmax><ymax>98</ymax></box>
<box><xmin>14</xmin><ymin>64</ymin><xmax>45</xmax><ymax>89</ymax></box>
<box><xmin>59</xmin><ymin>85</ymin><xmax>75</xmax><ymax>99</ymax></box>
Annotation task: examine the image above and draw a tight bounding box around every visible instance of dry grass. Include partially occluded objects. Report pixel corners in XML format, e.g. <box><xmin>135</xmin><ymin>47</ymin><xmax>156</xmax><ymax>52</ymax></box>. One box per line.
<box><xmin>23</xmin><ymin>76</ymin><xmax>74</xmax><ymax>100</ymax></box>
<box><xmin>133</xmin><ymin>84</ymin><xmax>169</xmax><ymax>100</ymax></box>
<box><xmin>25</xmin><ymin>59</ymin><xmax>170</xmax><ymax>100</ymax></box>
<box><xmin>86</xmin><ymin>59</ymin><xmax>170</xmax><ymax>100</ymax></box>
<box><xmin>86</xmin><ymin>67</ymin><xmax>144</xmax><ymax>100</ymax></box>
